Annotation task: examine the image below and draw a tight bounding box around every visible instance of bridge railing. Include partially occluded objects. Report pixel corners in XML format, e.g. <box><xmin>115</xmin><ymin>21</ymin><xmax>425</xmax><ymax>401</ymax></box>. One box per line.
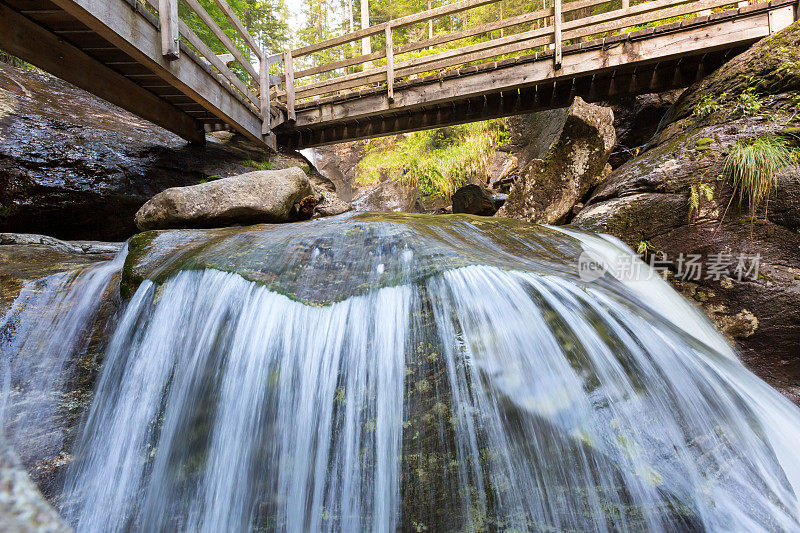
<box><xmin>145</xmin><ymin>0</ymin><xmax>282</xmax><ymax>139</ymax></box>
<box><xmin>274</xmin><ymin>0</ymin><xmax>754</xmax><ymax>117</ymax></box>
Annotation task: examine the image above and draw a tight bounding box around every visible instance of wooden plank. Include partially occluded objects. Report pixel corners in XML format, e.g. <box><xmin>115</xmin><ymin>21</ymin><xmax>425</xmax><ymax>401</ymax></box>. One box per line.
<box><xmin>260</xmin><ymin>51</ymin><xmax>270</xmax><ymax>134</ymax></box>
<box><xmin>554</xmin><ymin>0</ymin><xmax>562</xmax><ymax>68</ymax></box>
<box><xmin>293</xmin><ymin>23</ymin><xmax>387</xmax><ymax>57</ymax></box>
<box><xmin>386</xmin><ymin>23</ymin><xmax>394</xmax><ymax>102</ymax></box>
<box><xmin>183</xmin><ymin>0</ymin><xmax>258</xmax><ymax>80</ymax></box>
<box><xmin>0</xmin><ymin>2</ymin><xmax>202</xmax><ymax>143</ymax></box>
<box><xmin>210</xmin><ymin>0</ymin><xmax>261</xmax><ymax>56</ymax></box>
<box><xmin>296</xmin><ymin>69</ymin><xmax>386</xmax><ymax>99</ymax></box>
<box><xmin>295</xmin><ymin>49</ymin><xmax>386</xmax><ymax>79</ymax></box>
<box><xmin>49</xmin><ymin>0</ymin><xmax>265</xmax><ymax>145</ymax></box>
<box><xmin>396</xmin><ymin>7</ymin><xmax>553</xmax><ymax>56</ymax></box>
<box><xmin>562</xmin><ymin>0</ymin><xmax>745</xmax><ymax>41</ymax></box>
<box><xmin>143</xmin><ymin>0</ymin><xmax>260</xmax><ymax>106</ymax></box>
<box><xmin>292</xmin><ymin>0</ymin><xmax>502</xmax><ymax>57</ymax></box>
<box><xmin>395</xmin><ymin>34</ymin><xmax>551</xmax><ymax>78</ymax></box>
<box><xmin>284</xmin><ymin>50</ymin><xmax>296</xmax><ymax>121</ymax></box>
<box><xmin>391</xmin><ymin>0</ymin><xmax>500</xmax><ymax>28</ymax></box>
<box><xmin>157</xmin><ymin>0</ymin><xmax>179</xmax><ymax>59</ymax></box>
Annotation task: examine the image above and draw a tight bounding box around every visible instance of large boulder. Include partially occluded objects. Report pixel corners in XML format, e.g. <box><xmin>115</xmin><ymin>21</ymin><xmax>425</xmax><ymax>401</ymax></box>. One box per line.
<box><xmin>451</xmin><ymin>184</ymin><xmax>499</xmax><ymax>216</ymax></box>
<box><xmin>573</xmin><ymin>21</ymin><xmax>800</xmax><ymax>404</ymax></box>
<box><xmin>134</xmin><ymin>168</ymin><xmax>313</xmax><ymax>230</ymax></box>
<box><xmin>496</xmin><ymin>97</ymin><xmax>615</xmax><ymax>223</ymax></box>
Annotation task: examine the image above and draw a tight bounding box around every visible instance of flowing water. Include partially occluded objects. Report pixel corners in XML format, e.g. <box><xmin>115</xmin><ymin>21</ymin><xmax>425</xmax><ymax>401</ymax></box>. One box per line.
<box><xmin>3</xmin><ymin>213</ymin><xmax>800</xmax><ymax>532</ymax></box>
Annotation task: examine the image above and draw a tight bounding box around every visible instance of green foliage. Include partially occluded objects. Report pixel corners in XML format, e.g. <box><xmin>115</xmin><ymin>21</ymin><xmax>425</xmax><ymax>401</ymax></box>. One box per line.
<box><xmin>0</xmin><ymin>50</ymin><xmax>32</xmax><ymax>69</ymax></box>
<box><xmin>242</xmin><ymin>159</ymin><xmax>275</xmax><ymax>170</ymax></box>
<box><xmin>688</xmin><ymin>182</ymin><xmax>713</xmax><ymax>221</ymax></box>
<box><xmin>693</xmin><ymin>94</ymin><xmax>723</xmax><ymax>119</ymax></box>
<box><xmin>636</xmin><ymin>240</ymin><xmax>655</xmax><ymax>256</ymax></box>
<box><xmin>198</xmin><ymin>174</ymin><xmax>225</xmax><ymax>183</ymax></box>
<box><xmin>722</xmin><ymin>135</ymin><xmax>798</xmax><ymax>220</ymax></box>
<box><xmin>355</xmin><ymin>120</ymin><xmax>508</xmax><ymax>198</ymax></box>
<box><xmin>732</xmin><ymin>87</ymin><xmax>764</xmax><ymax>116</ymax></box>
<box><xmin>178</xmin><ymin>0</ymin><xmax>289</xmax><ymax>83</ymax></box>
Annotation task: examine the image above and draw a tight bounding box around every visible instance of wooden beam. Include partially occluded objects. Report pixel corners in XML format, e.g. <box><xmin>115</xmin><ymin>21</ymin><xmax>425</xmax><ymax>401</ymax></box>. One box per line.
<box><xmin>49</xmin><ymin>0</ymin><xmax>265</xmax><ymax>145</ymax></box>
<box><xmin>294</xmin><ymin>49</ymin><xmax>385</xmax><ymax>79</ymax></box>
<box><xmin>0</xmin><ymin>3</ymin><xmax>202</xmax><ymax>143</ymax></box>
<box><xmin>386</xmin><ymin>23</ymin><xmax>394</xmax><ymax>103</ymax></box>
<box><xmin>284</xmin><ymin>50</ymin><xmax>296</xmax><ymax>122</ymax></box>
<box><xmin>554</xmin><ymin>0</ymin><xmax>562</xmax><ymax>69</ymax></box>
<box><xmin>260</xmin><ymin>51</ymin><xmax>270</xmax><ymax>135</ymax></box>
<box><xmin>157</xmin><ymin>0</ymin><xmax>179</xmax><ymax>59</ymax></box>
<box><xmin>183</xmin><ymin>0</ymin><xmax>259</xmax><ymax>80</ymax></box>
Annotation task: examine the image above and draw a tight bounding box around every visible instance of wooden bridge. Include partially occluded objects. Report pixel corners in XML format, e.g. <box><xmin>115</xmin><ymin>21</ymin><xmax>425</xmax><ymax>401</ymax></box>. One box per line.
<box><xmin>1</xmin><ymin>0</ymin><xmax>796</xmax><ymax>151</ymax></box>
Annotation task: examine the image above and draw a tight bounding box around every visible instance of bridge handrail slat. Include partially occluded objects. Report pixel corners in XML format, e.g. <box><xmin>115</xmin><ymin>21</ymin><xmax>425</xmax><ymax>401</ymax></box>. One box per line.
<box><xmin>209</xmin><ymin>0</ymin><xmax>262</xmax><ymax>57</ymax></box>
<box><xmin>182</xmin><ymin>0</ymin><xmax>259</xmax><ymax>80</ymax></box>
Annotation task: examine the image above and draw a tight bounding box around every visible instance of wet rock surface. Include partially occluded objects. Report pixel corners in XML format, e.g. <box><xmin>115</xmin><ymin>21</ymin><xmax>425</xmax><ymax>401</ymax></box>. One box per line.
<box><xmin>134</xmin><ymin>167</ymin><xmax>313</xmax><ymax>230</ymax></box>
<box><xmin>0</xmin><ymin>63</ymin><xmax>347</xmax><ymax>240</ymax></box>
<box><xmin>0</xmin><ymin>233</ymin><xmax>119</xmax><ymax>311</ymax></box>
<box><xmin>602</xmin><ymin>90</ymin><xmax>683</xmax><ymax>168</ymax></box>
<box><xmin>121</xmin><ymin>212</ymin><xmax>587</xmax><ymax>304</ymax></box>
<box><xmin>573</xmin><ymin>22</ymin><xmax>800</xmax><ymax>404</ymax></box>
<box><xmin>496</xmin><ymin>97</ymin><xmax>615</xmax><ymax>223</ymax></box>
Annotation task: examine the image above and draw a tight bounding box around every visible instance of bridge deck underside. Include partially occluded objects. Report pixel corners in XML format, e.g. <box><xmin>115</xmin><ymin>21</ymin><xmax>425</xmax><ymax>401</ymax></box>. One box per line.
<box><xmin>0</xmin><ymin>0</ymin><xmax>269</xmax><ymax>147</ymax></box>
<box><xmin>277</xmin><ymin>0</ymin><xmax>795</xmax><ymax>149</ymax></box>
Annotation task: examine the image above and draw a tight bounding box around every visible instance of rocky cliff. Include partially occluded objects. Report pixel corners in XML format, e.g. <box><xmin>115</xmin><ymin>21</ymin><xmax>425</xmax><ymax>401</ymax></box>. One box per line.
<box><xmin>574</xmin><ymin>22</ymin><xmax>800</xmax><ymax>403</ymax></box>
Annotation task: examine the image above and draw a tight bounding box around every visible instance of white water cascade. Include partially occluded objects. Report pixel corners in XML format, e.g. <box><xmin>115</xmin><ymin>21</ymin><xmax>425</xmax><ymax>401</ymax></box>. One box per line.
<box><xmin>3</xmin><ymin>214</ymin><xmax>800</xmax><ymax>532</ymax></box>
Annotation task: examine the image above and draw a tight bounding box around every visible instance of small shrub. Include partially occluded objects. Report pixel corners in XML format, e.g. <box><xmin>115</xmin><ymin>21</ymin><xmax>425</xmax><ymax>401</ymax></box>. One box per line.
<box><xmin>242</xmin><ymin>159</ymin><xmax>274</xmax><ymax>171</ymax></box>
<box><xmin>722</xmin><ymin>135</ymin><xmax>797</xmax><ymax>220</ymax></box>
<box><xmin>732</xmin><ymin>87</ymin><xmax>764</xmax><ymax>116</ymax></box>
<box><xmin>694</xmin><ymin>95</ymin><xmax>722</xmax><ymax>118</ymax></box>
<box><xmin>636</xmin><ymin>240</ymin><xmax>655</xmax><ymax>256</ymax></box>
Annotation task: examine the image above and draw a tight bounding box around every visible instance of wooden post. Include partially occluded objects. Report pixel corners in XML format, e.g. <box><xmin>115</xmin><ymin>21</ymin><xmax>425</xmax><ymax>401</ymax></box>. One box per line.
<box><xmin>736</xmin><ymin>0</ymin><xmax>748</xmax><ymax>6</ymax></box>
<box><xmin>553</xmin><ymin>0</ymin><xmax>562</xmax><ymax>69</ymax></box>
<box><xmin>158</xmin><ymin>0</ymin><xmax>179</xmax><ymax>60</ymax></box>
<box><xmin>428</xmin><ymin>0</ymin><xmax>433</xmax><ymax>39</ymax></box>
<box><xmin>361</xmin><ymin>0</ymin><xmax>371</xmax><ymax>56</ymax></box>
<box><xmin>260</xmin><ymin>52</ymin><xmax>270</xmax><ymax>135</ymax></box>
<box><xmin>284</xmin><ymin>50</ymin><xmax>296</xmax><ymax>122</ymax></box>
<box><xmin>385</xmin><ymin>23</ymin><xmax>394</xmax><ymax>103</ymax></box>
<box><xmin>621</xmin><ymin>0</ymin><xmax>629</xmax><ymax>8</ymax></box>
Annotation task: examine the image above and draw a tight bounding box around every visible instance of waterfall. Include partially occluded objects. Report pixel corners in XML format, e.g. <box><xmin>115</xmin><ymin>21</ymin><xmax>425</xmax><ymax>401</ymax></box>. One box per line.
<box><xmin>4</xmin><ymin>214</ymin><xmax>800</xmax><ymax>532</ymax></box>
<box><xmin>0</xmin><ymin>246</ymin><xmax>126</xmax><ymax>473</ymax></box>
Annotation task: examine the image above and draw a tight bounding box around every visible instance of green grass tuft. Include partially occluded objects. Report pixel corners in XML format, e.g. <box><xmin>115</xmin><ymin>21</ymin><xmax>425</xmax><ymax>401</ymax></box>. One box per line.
<box><xmin>242</xmin><ymin>159</ymin><xmax>274</xmax><ymax>171</ymax></box>
<box><xmin>722</xmin><ymin>135</ymin><xmax>798</xmax><ymax>220</ymax></box>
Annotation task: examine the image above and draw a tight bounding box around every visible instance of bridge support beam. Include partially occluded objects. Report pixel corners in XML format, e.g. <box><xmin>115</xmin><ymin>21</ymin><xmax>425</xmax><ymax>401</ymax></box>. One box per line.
<box><xmin>48</xmin><ymin>0</ymin><xmax>267</xmax><ymax>148</ymax></box>
<box><xmin>0</xmin><ymin>3</ymin><xmax>204</xmax><ymax>144</ymax></box>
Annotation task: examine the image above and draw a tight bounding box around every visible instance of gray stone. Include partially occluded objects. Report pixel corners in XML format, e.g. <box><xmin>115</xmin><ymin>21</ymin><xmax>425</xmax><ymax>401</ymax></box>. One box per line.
<box><xmin>0</xmin><ymin>440</ymin><xmax>72</xmax><ymax>532</ymax></box>
<box><xmin>452</xmin><ymin>185</ymin><xmax>498</xmax><ymax>216</ymax></box>
<box><xmin>134</xmin><ymin>167</ymin><xmax>313</xmax><ymax>230</ymax></box>
<box><xmin>496</xmin><ymin>97</ymin><xmax>615</xmax><ymax>224</ymax></box>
